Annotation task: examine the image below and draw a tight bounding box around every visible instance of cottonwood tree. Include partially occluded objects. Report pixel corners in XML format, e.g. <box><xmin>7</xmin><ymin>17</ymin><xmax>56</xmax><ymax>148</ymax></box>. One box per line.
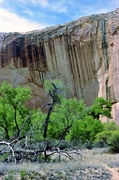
<box><xmin>0</xmin><ymin>81</ymin><xmax>83</xmax><ymax>163</ymax></box>
<box><xmin>0</xmin><ymin>82</ymin><xmax>32</xmax><ymax>140</ymax></box>
<box><xmin>47</xmin><ymin>97</ymin><xmax>112</xmax><ymax>144</ymax></box>
<box><xmin>48</xmin><ymin>98</ymin><xmax>88</xmax><ymax>140</ymax></box>
<box><xmin>88</xmin><ymin>97</ymin><xmax>112</xmax><ymax>119</ymax></box>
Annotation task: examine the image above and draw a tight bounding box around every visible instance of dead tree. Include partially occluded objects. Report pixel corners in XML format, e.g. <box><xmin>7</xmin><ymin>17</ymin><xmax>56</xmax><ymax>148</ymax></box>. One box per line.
<box><xmin>43</xmin><ymin>83</ymin><xmax>60</xmax><ymax>139</ymax></box>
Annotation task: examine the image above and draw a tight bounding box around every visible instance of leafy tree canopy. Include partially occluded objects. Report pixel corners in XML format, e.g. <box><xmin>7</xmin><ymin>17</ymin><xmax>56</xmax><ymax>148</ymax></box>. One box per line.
<box><xmin>0</xmin><ymin>80</ymin><xmax>113</xmax><ymax>148</ymax></box>
<box><xmin>88</xmin><ymin>97</ymin><xmax>112</xmax><ymax>119</ymax></box>
<box><xmin>0</xmin><ymin>82</ymin><xmax>31</xmax><ymax>140</ymax></box>
<box><xmin>44</xmin><ymin>78</ymin><xmax>68</xmax><ymax>104</ymax></box>
<box><xmin>48</xmin><ymin>98</ymin><xmax>88</xmax><ymax>140</ymax></box>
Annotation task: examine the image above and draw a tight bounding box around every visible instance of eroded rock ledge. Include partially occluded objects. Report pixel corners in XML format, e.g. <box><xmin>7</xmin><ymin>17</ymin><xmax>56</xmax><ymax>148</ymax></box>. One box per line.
<box><xmin>0</xmin><ymin>9</ymin><xmax>119</xmax><ymax>123</ymax></box>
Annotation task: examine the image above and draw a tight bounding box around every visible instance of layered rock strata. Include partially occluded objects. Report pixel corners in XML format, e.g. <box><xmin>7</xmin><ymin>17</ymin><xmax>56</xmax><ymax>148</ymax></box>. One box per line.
<box><xmin>0</xmin><ymin>9</ymin><xmax>119</xmax><ymax>123</ymax></box>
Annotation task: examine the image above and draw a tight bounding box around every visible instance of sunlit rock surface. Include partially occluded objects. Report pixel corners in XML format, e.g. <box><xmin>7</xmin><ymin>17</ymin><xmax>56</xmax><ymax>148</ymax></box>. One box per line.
<box><xmin>0</xmin><ymin>9</ymin><xmax>119</xmax><ymax>123</ymax></box>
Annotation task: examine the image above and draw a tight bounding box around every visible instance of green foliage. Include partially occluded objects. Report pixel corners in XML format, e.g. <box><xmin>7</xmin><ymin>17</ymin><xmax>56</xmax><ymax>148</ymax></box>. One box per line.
<box><xmin>29</xmin><ymin>109</ymin><xmax>47</xmax><ymax>141</ymax></box>
<box><xmin>96</xmin><ymin>122</ymin><xmax>119</xmax><ymax>152</ymax></box>
<box><xmin>42</xmin><ymin>80</ymin><xmax>112</xmax><ymax>144</ymax></box>
<box><xmin>20</xmin><ymin>170</ymin><xmax>27</xmax><ymax>180</ymax></box>
<box><xmin>89</xmin><ymin>97</ymin><xmax>112</xmax><ymax>119</ymax></box>
<box><xmin>0</xmin><ymin>80</ymin><xmax>114</xmax><ymax>154</ymax></box>
<box><xmin>47</xmin><ymin>98</ymin><xmax>87</xmax><ymax>140</ymax></box>
<box><xmin>4</xmin><ymin>170</ymin><xmax>15</xmax><ymax>180</ymax></box>
<box><xmin>0</xmin><ymin>82</ymin><xmax>31</xmax><ymax>105</ymax></box>
<box><xmin>38</xmin><ymin>92</ymin><xmax>111</xmax><ymax>143</ymax></box>
<box><xmin>0</xmin><ymin>153</ymin><xmax>9</xmax><ymax>162</ymax></box>
<box><xmin>47</xmin><ymin>97</ymin><xmax>107</xmax><ymax>143</ymax></box>
<box><xmin>0</xmin><ymin>82</ymin><xmax>31</xmax><ymax>140</ymax></box>
<box><xmin>66</xmin><ymin>116</ymin><xmax>104</xmax><ymax>143</ymax></box>
<box><xmin>43</xmin><ymin>79</ymin><xmax>68</xmax><ymax>139</ymax></box>
<box><xmin>109</xmin><ymin>130</ymin><xmax>119</xmax><ymax>152</ymax></box>
<box><xmin>103</xmin><ymin>122</ymin><xmax>118</xmax><ymax>131</ymax></box>
<box><xmin>44</xmin><ymin>78</ymin><xmax>67</xmax><ymax>99</ymax></box>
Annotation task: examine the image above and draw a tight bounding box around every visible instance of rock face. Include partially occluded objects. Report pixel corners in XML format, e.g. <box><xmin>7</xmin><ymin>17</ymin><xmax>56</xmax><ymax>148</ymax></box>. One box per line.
<box><xmin>0</xmin><ymin>9</ymin><xmax>119</xmax><ymax>123</ymax></box>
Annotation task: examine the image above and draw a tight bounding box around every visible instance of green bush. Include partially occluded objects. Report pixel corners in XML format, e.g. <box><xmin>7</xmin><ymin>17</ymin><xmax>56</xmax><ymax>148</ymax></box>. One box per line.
<box><xmin>66</xmin><ymin>116</ymin><xmax>104</xmax><ymax>143</ymax></box>
<box><xmin>96</xmin><ymin>122</ymin><xmax>119</xmax><ymax>152</ymax></box>
<box><xmin>20</xmin><ymin>170</ymin><xmax>27</xmax><ymax>180</ymax></box>
<box><xmin>4</xmin><ymin>170</ymin><xmax>15</xmax><ymax>180</ymax></box>
<box><xmin>109</xmin><ymin>130</ymin><xmax>119</xmax><ymax>152</ymax></box>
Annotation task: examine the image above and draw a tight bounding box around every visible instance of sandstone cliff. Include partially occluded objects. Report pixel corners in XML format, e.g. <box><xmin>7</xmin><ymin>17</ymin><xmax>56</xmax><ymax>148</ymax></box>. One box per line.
<box><xmin>0</xmin><ymin>9</ymin><xmax>119</xmax><ymax>123</ymax></box>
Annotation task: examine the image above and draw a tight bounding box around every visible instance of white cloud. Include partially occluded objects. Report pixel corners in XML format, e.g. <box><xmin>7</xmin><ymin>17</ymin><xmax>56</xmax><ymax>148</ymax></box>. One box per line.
<box><xmin>28</xmin><ymin>0</ymin><xmax>49</xmax><ymax>7</ymax></box>
<box><xmin>51</xmin><ymin>1</ymin><xmax>67</xmax><ymax>13</ymax></box>
<box><xmin>19</xmin><ymin>0</ymin><xmax>49</xmax><ymax>7</ymax></box>
<box><xmin>0</xmin><ymin>8</ymin><xmax>47</xmax><ymax>32</ymax></box>
<box><xmin>39</xmin><ymin>0</ymin><xmax>49</xmax><ymax>7</ymax></box>
<box><xmin>18</xmin><ymin>0</ymin><xmax>67</xmax><ymax>13</ymax></box>
<box><xmin>23</xmin><ymin>9</ymin><xmax>35</xmax><ymax>17</ymax></box>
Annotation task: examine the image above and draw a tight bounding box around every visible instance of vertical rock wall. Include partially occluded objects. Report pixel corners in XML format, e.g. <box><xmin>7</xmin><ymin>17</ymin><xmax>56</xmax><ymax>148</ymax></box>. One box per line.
<box><xmin>0</xmin><ymin>9</ymin><xmax>119</xmax><ymax>123</ymax></box>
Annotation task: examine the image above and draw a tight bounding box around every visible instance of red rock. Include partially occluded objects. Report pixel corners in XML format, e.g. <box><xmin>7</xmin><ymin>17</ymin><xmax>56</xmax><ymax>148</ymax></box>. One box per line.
<box><xmin>0</xmin><ymin>9</ymin><xmax>119</xmax><ymax>123</ymax></box>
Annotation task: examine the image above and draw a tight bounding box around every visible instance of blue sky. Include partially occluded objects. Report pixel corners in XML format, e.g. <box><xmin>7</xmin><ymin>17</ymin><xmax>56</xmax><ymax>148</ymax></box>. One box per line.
<box><xmin>0</xmin><ymin>0</ymin><xmax>118</xmax><ymax>32</ymax></box>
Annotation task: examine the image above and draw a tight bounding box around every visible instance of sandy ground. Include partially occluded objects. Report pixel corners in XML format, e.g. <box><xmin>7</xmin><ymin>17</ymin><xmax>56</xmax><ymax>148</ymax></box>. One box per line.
<box><xmin>80</xmin><ymin>148</ymin><xmax>119</xmax><ymax>180</ymax></box>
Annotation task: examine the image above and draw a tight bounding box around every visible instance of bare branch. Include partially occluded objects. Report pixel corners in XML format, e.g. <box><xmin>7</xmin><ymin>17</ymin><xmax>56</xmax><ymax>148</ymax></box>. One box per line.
<box><xmin>0</xmin><ymin>141</ymin><xmax>16</xmax><ymax>163</ymax></box>
<box><xmin>42</xmin><ymin>103</ymin><xmax>51</xmax><ymax>108</ymax></box>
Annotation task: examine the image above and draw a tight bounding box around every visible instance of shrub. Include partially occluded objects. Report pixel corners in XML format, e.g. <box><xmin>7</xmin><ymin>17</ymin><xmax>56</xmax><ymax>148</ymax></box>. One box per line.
<box><xmin>20</xmin><ymin>170</ymin><xmax>27</xmax><ymax>180</ymax></box>
<box><xmin>66</xmin><ymin>116</ymin><xmax>104</xmax><ymax>143</ymax></box>
<box><xmin>4</xmin><ymin>170</ymin><xmax>15</xmax><ymax>180</ymax></box>
<box><xmin>96</xmin><ymin>122</ymin><xmax>119</xmax><ymax>152</ymax></box>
